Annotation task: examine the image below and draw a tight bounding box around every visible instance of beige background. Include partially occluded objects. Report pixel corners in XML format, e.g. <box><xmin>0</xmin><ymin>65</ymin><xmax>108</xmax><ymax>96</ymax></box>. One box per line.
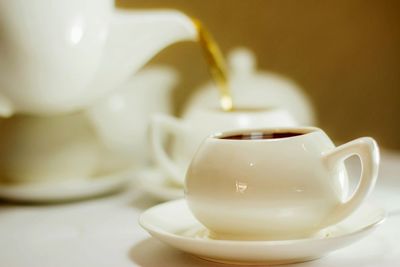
<box><xmin>118</xmin><ymin>0</ymin><xmax>400</xmax><ymax>150</ymax></box>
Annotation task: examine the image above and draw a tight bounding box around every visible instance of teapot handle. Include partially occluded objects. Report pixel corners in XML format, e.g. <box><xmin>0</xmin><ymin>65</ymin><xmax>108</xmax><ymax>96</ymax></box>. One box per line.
<box><xmin>150</xmin><ymin>114</ymin><xmax>186</xmax><ymax>185</ymax></box>
<box><xmin>322</xmin><ymin>137</ymin><xmax>379</xmax><ymax>226</ymax></box>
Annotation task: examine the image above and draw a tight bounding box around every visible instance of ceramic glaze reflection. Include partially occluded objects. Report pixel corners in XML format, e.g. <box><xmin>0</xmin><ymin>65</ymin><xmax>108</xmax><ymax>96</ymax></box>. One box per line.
<box><xmin>67</xmin><ymin>17</ymin><xmax>85</xmax><ymax>45</ymax></box>
<box><xmin>235</xmin><ymin>181</ymin><xmax>248</xmax><ymax>194</ymax></box>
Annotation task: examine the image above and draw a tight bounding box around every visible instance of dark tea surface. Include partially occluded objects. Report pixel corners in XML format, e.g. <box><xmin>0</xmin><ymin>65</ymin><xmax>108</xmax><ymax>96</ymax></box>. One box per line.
<box><xmin>221</xmin><ymin>131</ymin><xmax>304</xmax><ymax>140</ymax></box>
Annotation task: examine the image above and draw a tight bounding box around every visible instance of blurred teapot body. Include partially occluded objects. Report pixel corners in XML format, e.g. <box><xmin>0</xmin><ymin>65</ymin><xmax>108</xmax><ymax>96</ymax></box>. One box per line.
<box><xmin>0</xmin><ymin>0</ymin><xmax>196</xmax><ymax>116</ymax></box>
<box><xmin>87</xmin><ymin>65</ymin><xmax>179</xmax><ymax>171</ymax></box>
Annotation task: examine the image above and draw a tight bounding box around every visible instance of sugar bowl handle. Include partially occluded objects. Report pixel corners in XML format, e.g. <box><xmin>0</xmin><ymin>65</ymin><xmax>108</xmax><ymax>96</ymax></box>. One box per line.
<box><xmin>322</xmin><ymin>137</ymin><xmax>380</xmax><ymax>225</ymax></box>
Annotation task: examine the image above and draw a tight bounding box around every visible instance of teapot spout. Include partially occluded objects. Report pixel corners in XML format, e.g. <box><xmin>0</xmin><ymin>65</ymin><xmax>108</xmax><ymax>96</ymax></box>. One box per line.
<box><xmin>120</xmin><ymin>10</ymin><xmax>198</xmax><ymax>55</ymax></box>
<box><xmin>113</xmin><ymin>10</ymin><xmax>198</xmax><ymax>70</ymax></box>
<box><xmin>88</xmin><ymin>10</ymin><xmax>197</xmax><ymax>100</ymax></box>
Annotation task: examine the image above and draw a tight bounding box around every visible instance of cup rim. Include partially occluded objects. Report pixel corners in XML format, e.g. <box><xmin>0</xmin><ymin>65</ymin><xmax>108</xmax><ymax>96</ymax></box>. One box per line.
<box><xmin>188</xmin><ymin>106</ymin><xmax>289</xmax><ymax>115</ymax></box>
<box><xmin>210</xmin><ymin>127</ymin><xmax>322</xmax><ymax>141</ymax></box>
<box><xmin>208</xmin><ymin>106</ymin><xmax>279</xmax><ymax>113</ymax></box>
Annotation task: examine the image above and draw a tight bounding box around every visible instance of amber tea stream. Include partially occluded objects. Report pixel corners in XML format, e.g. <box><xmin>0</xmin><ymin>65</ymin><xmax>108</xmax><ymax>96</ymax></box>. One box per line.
<box><xmin>192</xmin><ymin>18</ymin><xmax>234</xmax><ymax>111</ymax></box>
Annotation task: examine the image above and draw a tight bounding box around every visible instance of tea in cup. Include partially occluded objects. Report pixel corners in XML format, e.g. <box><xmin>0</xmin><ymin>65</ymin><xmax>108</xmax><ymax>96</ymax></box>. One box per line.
<box><xmin>150</xmin><ymin>107</ymin><xmax>297</xmax><ymax>185</ymax></box>
<box><xmin>185</xmin><ymin>127</ymin><xmax>379</xmax><ymax>240</ymax></box>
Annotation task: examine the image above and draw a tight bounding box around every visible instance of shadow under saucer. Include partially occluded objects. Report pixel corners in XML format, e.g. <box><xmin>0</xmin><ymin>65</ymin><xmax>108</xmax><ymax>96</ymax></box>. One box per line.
<box><xmin>129</xmin><ymin>238</ymin><xmax>225</xmax><ymax>267</ymax></box>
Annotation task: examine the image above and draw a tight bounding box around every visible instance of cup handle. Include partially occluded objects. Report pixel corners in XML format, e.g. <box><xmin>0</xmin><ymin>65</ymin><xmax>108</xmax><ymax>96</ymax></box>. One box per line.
<box><xmin>322</xmin><ymin>137</ymin><xmax>380</xmax><ymax>225</ymax></box>
<box><xmin>150</xmin><ymin>114</ymin><xmax>185</xmax><ymax>185</ymax></box>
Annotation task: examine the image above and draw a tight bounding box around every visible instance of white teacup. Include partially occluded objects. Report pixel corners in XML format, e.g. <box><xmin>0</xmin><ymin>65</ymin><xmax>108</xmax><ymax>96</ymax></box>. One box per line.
<box><xmin>185</xmin><ymin>127</ymin><xmax>379</xmax><ymax>240</ymax></box>
<box><xmin>151</xmin><ymin>108</ymin><xmax>297</xmax><ymax>185</ymax></box>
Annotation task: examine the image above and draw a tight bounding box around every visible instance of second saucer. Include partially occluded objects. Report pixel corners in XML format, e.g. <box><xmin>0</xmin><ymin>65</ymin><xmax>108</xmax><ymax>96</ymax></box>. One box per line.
<box><xmin>0</xmin><ymin>169</ymin><xmax>134</xmax><ymax>203</ymax></box>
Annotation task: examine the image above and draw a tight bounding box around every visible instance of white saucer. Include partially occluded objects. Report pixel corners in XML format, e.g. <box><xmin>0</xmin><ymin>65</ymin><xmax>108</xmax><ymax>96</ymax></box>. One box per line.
<box><xmin>0</xmin><ymin>169</ymin><xmax>135</xmax><ymax>202</ymax></box>
<box><xmin>137</xmin><ymin>168</ymin><xmax>183</xmax><ymax>201</ymax></box>
<box><xmin>140</xmin><ymin>199</ymin><xmax>386</xmax><ymax>265</ymax></box>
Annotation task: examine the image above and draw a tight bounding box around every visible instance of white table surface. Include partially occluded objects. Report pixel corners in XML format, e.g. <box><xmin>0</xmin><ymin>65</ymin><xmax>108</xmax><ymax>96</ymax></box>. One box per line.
<box><xmin>0</xmin><ymin>150</ymin><xmax>399</xmax><ymax>267</ymax></box>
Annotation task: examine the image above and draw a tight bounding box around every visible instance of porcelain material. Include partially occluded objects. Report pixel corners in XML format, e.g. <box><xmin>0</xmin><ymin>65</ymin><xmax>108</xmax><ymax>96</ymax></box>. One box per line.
<box><xmin>0</xmin><ymin>66</ymin><xmax>178</xmax><ymax>184</ymax></box>
<box><xmin>0</xmin><ymin>0</ymin><xmax>196</xmax><ymax>116</ymax></box>
<box><xmin>140</xmin><ymin>199</ymin><xmax>386</xmax><ymax>265</ymax></box>
<box><xmin>185</xmin><ymin>127</ymin><xmax>380</xmax><ymax>240</ymax></box>
<box><xmin>0</xmin><ymin>113</ymin><xmax>100</xmax><ymax>184</ymax></box>
<box><xmin>151</xmin><ymin>108</ymin><xmax>297</xmax><ymax>185</ymax></box>
<box><xmin>87</xmin><ymin>65</ymin><xmax>179</xmax><ymax>169</ymax></box>
<box><xmin>184</xmin><ymin>47</ymin><xmax>316</xmax><ymax>126</ymax></box>
<box><xmin>0</xmin><ymin>169</ymin><xmax>133</xmax><ymax>202</ymax></box>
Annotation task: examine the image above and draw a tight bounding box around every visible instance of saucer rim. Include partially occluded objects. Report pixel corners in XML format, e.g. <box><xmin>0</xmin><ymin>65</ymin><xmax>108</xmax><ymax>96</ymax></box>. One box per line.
<box><xmin>0</xmin><ymin>168</ymin><xmax>136</xmax><ymax>202</ymax></box>
<box><xmin>139</xmin><ymin>199</ymin><xmax>386</xmax><ymax>245</ymax></box>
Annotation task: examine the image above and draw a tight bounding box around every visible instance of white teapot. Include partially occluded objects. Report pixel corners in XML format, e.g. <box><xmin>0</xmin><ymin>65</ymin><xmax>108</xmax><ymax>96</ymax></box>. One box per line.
<box><xmin>0</xmin><ymin>0</ymin><xmax>197</xmax><ymax>116</ymax></box>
